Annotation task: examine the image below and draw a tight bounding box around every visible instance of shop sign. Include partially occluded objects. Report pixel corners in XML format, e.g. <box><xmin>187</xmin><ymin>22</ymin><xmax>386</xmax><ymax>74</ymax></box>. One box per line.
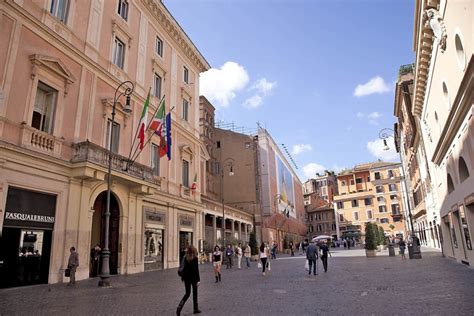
<box><xmin>145</xmin><ymin>210</ymin><xmax>165</xmax><ymax>224</ymax></box>
<box><xmin>179</xmin><ymin>216</ymin><xmax>193</xmax><ymax>227</ymax></box>
<box><xmin>4</xmin><ymin>187</ymin><xmax>56</xmax><ymax>230</ymax></box>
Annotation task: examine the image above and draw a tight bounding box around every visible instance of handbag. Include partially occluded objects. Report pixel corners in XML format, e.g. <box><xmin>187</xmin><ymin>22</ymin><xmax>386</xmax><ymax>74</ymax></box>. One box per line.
<box><xmin>304</xmin><ymin>260</ymin><xmax>309</xmax><ymax>271</ymax></box>
<box><xmin>257</xmin><ymin>262</ymin><xmax>262</xmax><ymax>268</ymax></box>
<box><xmin>65</xmin><ymin>268</ymin><xmax>71</xmax><ymax>277</ymax></box>
<box><xmin>267</xmin><ymin>261</ymin><xmax>271</xmax><ymax>271</ymax></box>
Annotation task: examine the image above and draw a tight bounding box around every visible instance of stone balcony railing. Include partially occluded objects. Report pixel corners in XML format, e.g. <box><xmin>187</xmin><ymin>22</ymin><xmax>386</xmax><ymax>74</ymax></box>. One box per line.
<box><xmin>71</xmin><ymin>141</ymin><xmax>160</xmax><ymax>186</ymax></box>
<box><xmin>20</xmin><ymin>123</ymin><xmax>62</xmax><ymax>156</ymax></box>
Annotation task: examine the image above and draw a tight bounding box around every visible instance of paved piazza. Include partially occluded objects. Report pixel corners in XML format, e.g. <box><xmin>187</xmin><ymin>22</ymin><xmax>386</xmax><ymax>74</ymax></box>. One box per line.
<box><xmin>1</xmin><ymin>248</ymin><xmax>473</xmax><ymax>315</ymax></box>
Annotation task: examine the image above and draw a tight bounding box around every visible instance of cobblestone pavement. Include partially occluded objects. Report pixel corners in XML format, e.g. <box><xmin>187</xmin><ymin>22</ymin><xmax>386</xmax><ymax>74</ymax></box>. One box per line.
<box><xmin>1</xmin><ymin>248</ymin><xmax>473</xmax><ymax>316</ymax></box>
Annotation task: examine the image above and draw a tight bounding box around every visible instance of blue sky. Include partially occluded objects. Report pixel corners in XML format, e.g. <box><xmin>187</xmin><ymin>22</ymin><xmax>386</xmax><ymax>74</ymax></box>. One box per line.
<box><xmin>165</xmin><ymin>0</ymin><xmax>414</xmax><ymax>181</ymax></box>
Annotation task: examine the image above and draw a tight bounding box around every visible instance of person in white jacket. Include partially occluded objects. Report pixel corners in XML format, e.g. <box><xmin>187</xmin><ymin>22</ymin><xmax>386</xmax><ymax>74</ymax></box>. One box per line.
<box><xmin>235</xmin><ymin>243</ymin><xmax>243</xmax><ymax>269</ymax></box>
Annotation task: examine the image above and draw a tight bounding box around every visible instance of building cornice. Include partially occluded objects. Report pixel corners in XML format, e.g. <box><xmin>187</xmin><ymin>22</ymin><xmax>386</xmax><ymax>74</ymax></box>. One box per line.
<box><xmin>141</xmin><ymin>0</ymin><xmax>210</xmax><ymax>73</ymax></box>
<box><xmin>432</xmin><ymin>55</ymin><xmax>474</xmax><ymax>165</ymax></box>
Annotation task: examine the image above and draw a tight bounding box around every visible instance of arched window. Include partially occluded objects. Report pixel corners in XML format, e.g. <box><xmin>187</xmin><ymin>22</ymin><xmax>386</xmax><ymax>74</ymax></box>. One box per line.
<box><xmin>447</xmin><ymin>173</ymin><xmax>455</xmax><ymax>194</ymax></box>
<box><xmin>459</xmin><ymin>156</ymin><xmax>470</xmax><ymax>182</ymax></box>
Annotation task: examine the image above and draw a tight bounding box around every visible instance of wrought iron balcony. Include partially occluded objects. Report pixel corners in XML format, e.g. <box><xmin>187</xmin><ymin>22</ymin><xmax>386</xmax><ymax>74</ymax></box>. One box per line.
<box><xmin>71</xmin><ymin>141</ymin><xmax>160</xmax><ymax>186</ymax></box>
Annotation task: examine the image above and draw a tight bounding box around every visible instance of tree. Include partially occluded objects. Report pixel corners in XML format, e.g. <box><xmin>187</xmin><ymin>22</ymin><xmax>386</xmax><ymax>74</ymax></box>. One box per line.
<box><xmin>365</xmin><ymin>222</ymin><xmax>378</xmax><ymax>250</ymax></box>
<box><xmin>378</xmin><ymin>226</ymin><xmax>387</xmax><ymax>245</ymax></box>
<box><xmin>249</xmin><ymin>231</ymin><xmax>258</xmax><ymax>256</ymax></box>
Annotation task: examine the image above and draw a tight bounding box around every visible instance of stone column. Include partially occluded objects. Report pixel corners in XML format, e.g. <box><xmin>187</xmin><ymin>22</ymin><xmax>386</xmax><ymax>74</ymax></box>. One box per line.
<box><xmin>231</xmin><ymin>219</ymin><xmax>235</xmax><ymax>240</ymax></box>
<box><xmin>238</xmin><ymin>221</ymin><xmax>242</xmax><ymax>240</ymax></box>
<box><xmin>212</xmin><ymin>215</ymin><xmax>217</xmax><ymax>246</ymax></box>
<box><xmin>244</xmin><ymin>223</ymin><xmax>248</xmax><ymax>242</ymax></box>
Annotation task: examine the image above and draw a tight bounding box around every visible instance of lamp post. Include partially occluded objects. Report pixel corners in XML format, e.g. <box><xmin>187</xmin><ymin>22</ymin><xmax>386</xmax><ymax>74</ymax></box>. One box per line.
<box><xmin>99</xmin><ymin>81</ymin><xmax>134</xmax><ymax>287</ymax></box>
<box><xmin>379</xmin><ymin>128</ymin><xmax>421</xmax><ymax>259</ymax></box>
<box><xmin>220</xmin><ymin>158</ymin><xmax>234</xmax><ymax>248</ymax></box>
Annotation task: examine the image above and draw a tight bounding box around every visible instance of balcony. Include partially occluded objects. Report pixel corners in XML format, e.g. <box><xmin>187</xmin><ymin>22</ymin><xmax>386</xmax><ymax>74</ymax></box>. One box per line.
<box><xmin>391</xmin><ymin>211</ymin><xmax>403</xmax><ymax>217</ymax></box>
<box><xmin>20</xmin><ymin>123</ymin><xmax>62</xmax><ymax>157</ymax></box>
<box><xmin>71</xmin><ymin>141</ymin><xmax>160</xmax><ymax>187</ymax></box>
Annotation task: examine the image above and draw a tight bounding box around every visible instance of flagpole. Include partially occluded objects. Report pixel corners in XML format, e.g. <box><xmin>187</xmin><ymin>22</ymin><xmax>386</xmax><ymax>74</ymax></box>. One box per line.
<box><xmin>126</xmin><ymin>88</ymin><xmax>151</xmax><ymax>169</ymax></box>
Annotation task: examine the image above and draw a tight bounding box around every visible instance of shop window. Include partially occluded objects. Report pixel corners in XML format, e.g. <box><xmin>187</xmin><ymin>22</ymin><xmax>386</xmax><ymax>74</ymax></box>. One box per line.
<box><xmin>459</xmin><ymin>206</ymin><xmax>472</xmax><ymax>250</ymax></box>
<box><xmin>458</xmin><ymin>157</ymin><xmax>470</xmax><ymax>183</ymax></box>
<box><xmin>50</xmin><ymin>0</ymin><xmax>70</xmax><ymax>23</ymax></box>
<box><xmin>32</xmin><ymin>81</ymin><xmax>57</xmax><ymax>134</ymax></box>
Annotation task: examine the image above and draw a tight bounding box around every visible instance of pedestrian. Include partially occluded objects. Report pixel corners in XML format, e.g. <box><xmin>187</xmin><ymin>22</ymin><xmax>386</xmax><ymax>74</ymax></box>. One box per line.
<box><xmin>343</xmin><ymin>239</ymin><xmax>347</xmax><ymax>248</ymax></box>
<box><xmin>243</xmin><ymin>243</ymin><xmax>251</xmax><ymax>268</ymax></box>
<box><xmin>212</xmin><ymin>245</ymin><xmax>222</xmax><ymax>283</ymax></box>
<box><xmin>306</xmin><ymin>241</ymin><xmax>318</xmax><ymax>275</ymax></box>
<box><xmin>399</xmin><ymin>239</ymin><xmax>406</xmax><ymax>259</ymax></box>
<box><xmin>90</xmin><ymin>244</ymin><xmax>101</xmax><ymax>277</ymax></box>
<box><xmin>347</xmin><ymin>238</ymin><xmax>351</xmax><ymax>249</ymax></box>
<box><xmin>225</xmin><ymin>244</ymin><xmax>233</xmax><ymax>269</ymax></box>
<box><xmin>319</xmin><ymin>241</ymin><xmax>331</xmax><ymax>272</ymax></box>
<box><xmin>176</xmin><ymin>245</ymin><xmax>201</xmax><ymax>315</ymax></box>
<box><xmin>259</xmin><ymin>242</ymin><xmax>269</xmax><ymax>276</ymax></box>
<box><xmin>271</xmin><ymin>241</ymin><xmax>277</xmax><ymax>259</ymax></box>
<box><xmin>236</xmin><ymin>243</ymin><xmax>243</xmax><ymax>269</ymax></box>
<box><xmin>299</xmin><ymin>241</ymin><xmax>303</xmax><ymax>255</ymax></box>
<box><xmin>67</xmin><ymin>246</ymin><xmax>79</xmax><ymax>286</ymax></box>
<box><xmin>289</xmin><ymin>241</ymin><xmax>295</xmax><ymax>256</ymax></box>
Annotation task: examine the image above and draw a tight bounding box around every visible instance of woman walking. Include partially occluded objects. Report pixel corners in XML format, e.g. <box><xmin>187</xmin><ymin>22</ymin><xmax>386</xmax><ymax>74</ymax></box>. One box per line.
<box><xmin>177</xmin><ymin>246</ymin><xmax>201</xmax><ymax>315</ymax></box>
<box><xmin>259</xmin><ymin>242</ymin><xmax>269</xmax><ymax>276</ymax></box>
<box><xmin>212</xmin><ymin>245</ymin><xmax>223</xmax><ymax>282</ymax></box>
<box><xmin>399</xmin><ymin>239</ymin><xmax>406</xmax><ymax>259</ymax></box>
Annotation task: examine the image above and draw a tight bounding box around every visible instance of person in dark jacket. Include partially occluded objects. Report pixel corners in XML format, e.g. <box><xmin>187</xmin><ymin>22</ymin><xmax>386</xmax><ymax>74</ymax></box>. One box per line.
<box><xmin>225</xmin><ymin>244</ymin><xmax>233</xmax><ymax>269</ymax></box>
<box><xmin>319</xmin><ymin>241</ymin><xmax>331</xmax><ymax>272</ymax></box>
<box><xmin>67</xmin><ymin>246</ymin><xmax>79</xmax><ymax>285</ymax></box>
<box><xmin>177</xmin><ymin>245</ymin><xmax>201</xmax><ymax>315</ymax></box>
<box><xmin>306</xmin><ymin>241</ymin><xmax>318</xmax><ymax>275</ymax></box>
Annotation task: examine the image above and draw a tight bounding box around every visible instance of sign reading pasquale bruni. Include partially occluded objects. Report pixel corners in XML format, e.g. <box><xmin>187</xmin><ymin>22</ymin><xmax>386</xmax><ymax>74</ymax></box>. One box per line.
<box><xmin>4</xmin><ymin>187</ymin><xmax>57</xmax><ymax>230</ymax></box>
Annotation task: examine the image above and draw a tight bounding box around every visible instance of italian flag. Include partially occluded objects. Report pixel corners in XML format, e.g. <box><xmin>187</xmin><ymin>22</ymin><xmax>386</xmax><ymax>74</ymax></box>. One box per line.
<box><xmin>149</xmin><ymin>96</ymin><xmax>165</xmax><ymax>135</ymax></box>
<box><xmin>137</xmin><ymin>89</ymin><xmax>151</xmax><ymax>150</ymax></box>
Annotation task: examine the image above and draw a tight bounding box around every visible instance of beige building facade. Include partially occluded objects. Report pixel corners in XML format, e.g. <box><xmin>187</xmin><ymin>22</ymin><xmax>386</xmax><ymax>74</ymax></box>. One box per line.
<box><xmin>334</xmin><ymin>162</ymin><xmax>407</xmax><ymax>241</ymax></box>
<box><xmin>0</xmin><ymin>0</ymin><xmax>211</xmax><ymax>287</ymax></box>
<box><xmin>410</xmin><ymin>0</ymin><xmax>474</xmax><ymax>266</ymax></box>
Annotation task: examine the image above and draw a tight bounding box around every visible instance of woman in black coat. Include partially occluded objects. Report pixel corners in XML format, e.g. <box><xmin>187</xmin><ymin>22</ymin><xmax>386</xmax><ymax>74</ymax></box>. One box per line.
<box><xmin>177</xmin><ymin>245</ymin><xmax>201</xmax><ymax>315</ymax></box>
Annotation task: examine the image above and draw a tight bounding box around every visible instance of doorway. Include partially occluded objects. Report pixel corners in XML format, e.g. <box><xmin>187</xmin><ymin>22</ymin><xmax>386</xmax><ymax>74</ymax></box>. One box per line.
<box><xmin>179</xmin><ymin>231</ymin><xmax>193</xmax><ymax>262</ymax></box>
<box><xmin>91</xmin><ymin>192</ymin><xmax>120</xmax><ymax>275</ymax></box>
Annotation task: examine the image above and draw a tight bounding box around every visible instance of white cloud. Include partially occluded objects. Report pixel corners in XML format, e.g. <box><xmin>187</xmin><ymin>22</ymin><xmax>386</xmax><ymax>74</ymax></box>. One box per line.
<box><xmin>367</xmin><ymin>112</ymin><xmax>382</xmax><ymax>120</ymax></box>
<box><xmin>200</xmin><ymin>61</ymin><xmax>249</xmax><ymax>107</ymax></box>
<box><xmin>243</xmin><ymin>95</ymin><xmax>263</xmax><ymax>108</ymax></box>
<box><xmin>332</xmin><ymin>164</ymin><xmax>346</xmax><ymax>174</ymax></box>
<box><xmin>252</xmin><ymin>78</ymin><xmax>277</xmax><ymax>95</ymax></box>
<box><xmin>354</xmin><ymin>76</ymin><xmax>391</xmax><ymax>97</ymax></box>
<box><xmin>291</xmin><ymin>144</ymin><xmax>313</xmax><ymax>156</ymax></box>
<box><xmin>367</xmin><ymin>138</ymin><xmax>399</xmax><ymax>161</ymax></box>
<box><xmin>303</xmin><ymin>163</ymin><xmax>326</xmax><ymax>179</ymax></box>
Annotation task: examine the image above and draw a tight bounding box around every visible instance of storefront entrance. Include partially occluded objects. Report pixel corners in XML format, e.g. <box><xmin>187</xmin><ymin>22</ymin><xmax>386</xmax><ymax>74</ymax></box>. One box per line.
<box><xmin>91</xmin><ymin>192</ymin><xmax>120</xmax><ymax>276</ymax></box>
<box><xmin>179</xmin><ymin>231</ymin><xmax>193</xmax><ymax>262</ymax></box>
<box><xmin>0</xmin><ymin>187</ymin><xmax>56</xmax><ymax>288</ymax></box>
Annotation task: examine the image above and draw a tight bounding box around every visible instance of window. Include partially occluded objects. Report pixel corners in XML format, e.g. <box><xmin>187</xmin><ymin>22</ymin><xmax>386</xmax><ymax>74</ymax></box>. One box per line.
<box><xmin>391</xmin><ymin>204</ymin><xmax>400</xmax><ymax>214</ymax></box>
<box><xmin>339</xmin><ymin>214</ymin><xmax>344</xmax><ymax>222</ymax></box>
<box><xmin>341</xmin><ymin>181</ymin><xmax>346</xmax><ymax>186</ymax></box>
<box><xmin>393</xmin><ymin>217</ymin><xmax>402</xmax><ymax>222</ymax></box>
<box><xmin>447</xmin><ymin>174</ymin><xmax>455</xmax><ymax>194</ymax></box>
<box><xmin>351</xmin><ymin>200</ymin><xmax>358</xmax><ymax>207</ymax></box>
<box><xmin>182</xmin><ymin>99</ymin><xmax>189</xmax><ymax>121</ymax></box>
<box><xmin>354</xmin><ymin>212</ymin><xmax>359</xmax><ymax>221</ymax></box>
<box><xmin>388</xmin><ymin>184</ymin><xmax>397</xmax><ymax>192</ymax></box>
<box><xmin>216</xmin><ymin>141</ymin><xmax>221</xmax><ymax>148</ymax></box>
<box><xmin>183</xmin><ymin>66</ymin><xmax>189</xmax><ymax>84</ymax></box>
<box><xmin>374</xmin><ymin>172</ymin><xmax>381</xmax><ymax>180</ymax></box>
<box><xmin>390</xmin><ymin>195</ymin><xmax>397</xmax><ymax>200</ymax></box>
<box><xmin>459</xmin><ymin>157</ymin><xmax>470</xmax><ymax>182</ymax></box>
<box><xmin>118</xmin><ymin>0</ymin><xmax>128</xmax><ymax>21</ymax></box>
<box><xmin>50</xmin><ymin>0</ymin><xmax>70</xmax><ymax>23</ymax></box>
<box><xmin>364</xmin><ymin>198</ymin><xmax>372</xmax><ymax>206</ymax></box>
<box><xmin>350</xmin><ymin>179</ymin><xmax>355</xmax><ymax>185</ymax></box>
<box><xmin>153</xmin><ymin>74</ymin><xmax>162</xmax><ymax>98</ymax></box>
<box><xmin>379</xmin><ymin>205</ymin><xmax>387</xmax><ymax>213</ymax></box>
<box><xmin>356</xmin><ymin>178</ymin><xmax>362</xmax><ymax>184</ymax></box>
<box><xmin>376</xmin><ymin>186</ymin><xmax>383</xmax><ymax>193</ymax></box>
<box><xmin>336</xmin><ymin>201</ymin><xmax>344</xmax><ymax>209</ymax></box>
<box><xmin>106</xmin><ymin>120</ymin><xmax>120</xmax><ymax>154</ymax></box>
<box><xmin>155</xmin><ymin>36</ymin><xmax>163</xmax><ymax>57</ymax></box>
<box><xmin>151</xmin><ymin>144</ymin><xmax>160</xmax><ymax>176</ymax></box>
<box><xmin>377</xmin><ymin>196</ymin><xmax>385</xmax><ymax>203</ymax></box>
<box><xmin>388</xmin><ymin>170</ymin><xmax>394</xmax><ymax>178</ymax></box>
<box><xmin>367</xmin><ymin>176</ymin><xmax>370</xmax><ymax>182</ymax></box>
<box><xmin>182</xmin><ymin>160</ymin><xmax>189</xmax><ymax>187</ymax></box>
<box><xmin>32</xmin><ymin>81</ymin><xmax>57</xmax><ymax>134</ymax></box>
<box><xmin>367</xmin><ymin>210</ymin><xmax>373</xmax><ymax>220</ymax></box>
<box><xmin>380</xmin><ymin>218</ymin><xmax>389</xmax><ymax>224</ymax></box>
<box><xmin>113</xmin><ymin>37</ymin><xmax>125</xmax><ymax>69</ymax></box>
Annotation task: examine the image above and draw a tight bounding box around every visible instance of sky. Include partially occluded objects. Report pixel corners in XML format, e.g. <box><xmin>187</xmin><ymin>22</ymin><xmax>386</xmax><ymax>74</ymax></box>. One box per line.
<box><xmin>165</xmin><ymin>0</ymin><xmax>415</xmax><ymax>181</ymax></box>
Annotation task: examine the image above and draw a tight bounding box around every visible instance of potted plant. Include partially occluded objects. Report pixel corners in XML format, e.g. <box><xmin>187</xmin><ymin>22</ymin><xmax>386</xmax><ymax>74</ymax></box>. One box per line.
<box><xmin>365</xmin><ymin>222</ymin><xmax>377</xmax><ymax>257</ymax></box>
<box><xmin>378</xmin><ymin>226</ymin><xmax>387</xmax><ymax>250</ymax></box>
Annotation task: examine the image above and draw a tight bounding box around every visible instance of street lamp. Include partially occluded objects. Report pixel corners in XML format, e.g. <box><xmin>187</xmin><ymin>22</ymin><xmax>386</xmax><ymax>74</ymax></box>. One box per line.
<box><xmin>99</xmin><ymin>80</ymin><xmax>134</xmax><ymax>287</ymax></box>
<box><xmin>379</xmin><ymin>128</ymin><xmax>421</xmax><ymax>259</ymax></box>
<box><xmin>220</xmin><ymin>158</ymin><xmax>235</xmax><ymax>248</ymax></box>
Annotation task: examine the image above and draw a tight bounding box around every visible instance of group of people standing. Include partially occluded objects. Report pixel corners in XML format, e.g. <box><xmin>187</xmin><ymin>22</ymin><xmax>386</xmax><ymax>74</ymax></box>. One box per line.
<box><xmin>306</xmin><ymin>241</ymin><xmax>331</xmax><ymax>275</ymax></box>
<box><xmin>211</xmin><ymin>243</ymin><xmax>252</xmax><ymax>283</ymax></box>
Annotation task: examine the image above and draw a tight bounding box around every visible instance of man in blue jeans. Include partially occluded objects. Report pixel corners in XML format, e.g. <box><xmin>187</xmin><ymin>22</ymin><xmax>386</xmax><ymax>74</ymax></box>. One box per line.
<box><xmin>306</xmin><ymin>241</ymin><xmax>318</xmax><ymax>275</ymax></box>
<box><xmin>243</xmin><ymin>244</ymin><xmax>251</xmax><ymax>268</ymax></box>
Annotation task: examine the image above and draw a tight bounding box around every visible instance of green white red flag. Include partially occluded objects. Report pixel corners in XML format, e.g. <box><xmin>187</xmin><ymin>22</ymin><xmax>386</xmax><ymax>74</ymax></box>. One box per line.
<box><xmin>150</xmin><ymin>96</ymin><xmax>165</xmax><ymax>135</ymax></box>
<box><xmin>137</xmin><ymin>89</ymin><xmax>151</xmax><ymax>150</ymax></box>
